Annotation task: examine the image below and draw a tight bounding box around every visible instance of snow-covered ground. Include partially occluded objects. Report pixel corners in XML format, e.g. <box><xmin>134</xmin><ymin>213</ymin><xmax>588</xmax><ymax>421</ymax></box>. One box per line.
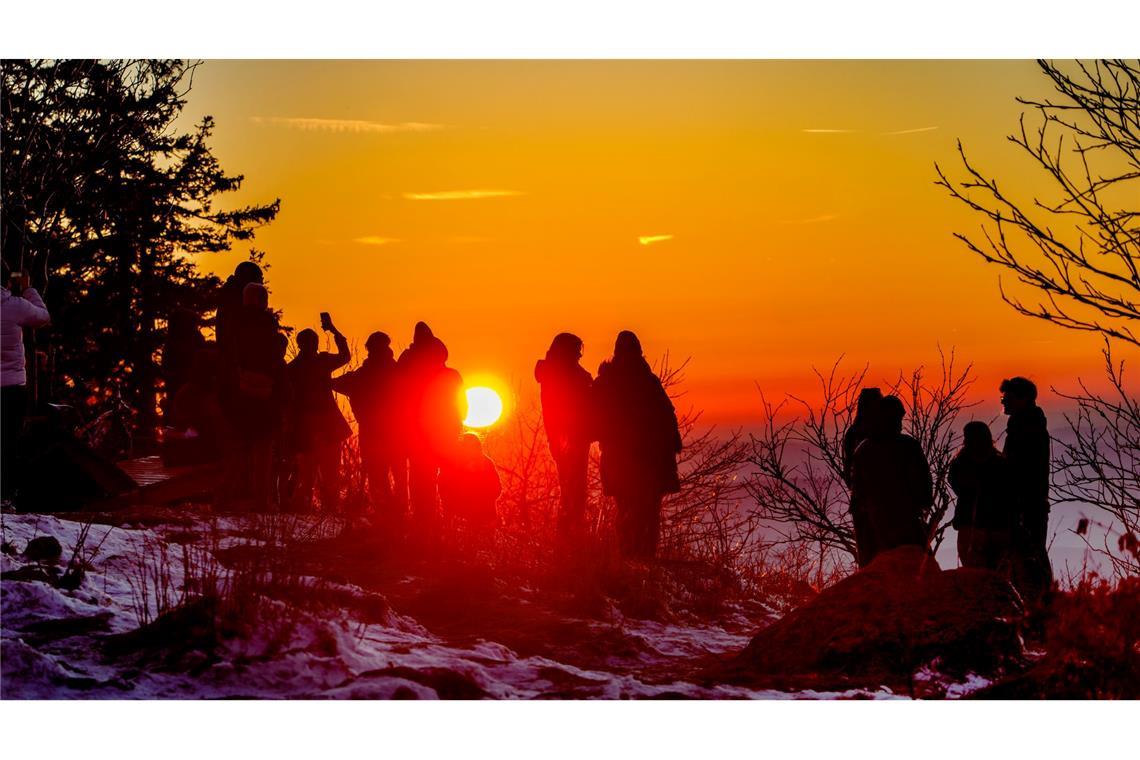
<box><xmin>2</xmin><ymin>511</ymin><xmax>965</xmax><ymax>699</ymax></box>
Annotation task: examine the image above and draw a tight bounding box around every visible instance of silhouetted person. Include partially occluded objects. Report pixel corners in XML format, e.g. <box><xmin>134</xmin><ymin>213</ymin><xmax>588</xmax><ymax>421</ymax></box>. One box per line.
<box><xmin>535</xmin><ymin>333</ymin><xmax>594</xmax><ymax>545</ymax></box>
<box><xmin>1000</xmin><ymin>376</ymin><xmax>1053</xmax><ymax>599</ymax></box>
<box><xmin>850</xmin><ymin>395</ymin><xmax>933</xmax><ymax>563</ymax></box>
<box><xmin>1</xmin><ymin>272</ymin><xmax>50</xmax><ymax>502</ymax></box>
<box><xmin>404</xmin><ymin>335</ymin><xmax>465</xmax><ymax>533</ymax></box>
<box><xmin>332</xmin><ymin>331</ymin><xmax>406</xmax><ymax>523</ymax></box>
<box><xmin>950</xmin><ymin>421</ymin><xmax>1015</xmax><ymax>570</ymax></box>
<box><xmin>397</xmin><ymin>321</ymin><xmax>437</xmax><ymax>369</ymax></box>
<box><xmin>163</xmin><ymin>347</ymin><xmax>225</xmax><ymax>466</ymax></box>
<box><xmin>287</xmin><ymin>316</ymin><xmax>351</xmax><ymax>513</ymax></box>
<box><xmin>439</xmin><ymin>432</ymin><xmax>501</xmax><ymax>543</ymax></box>
<box><xmin>161</xmin><ymin>307</ymin><xmax>207</xmax><ymax>415</ymax></box>
<box><xmin>215</xmin><ymin>261</ymin><xmax>263</xmax><ymax>354</ymax></box>
<box><xmin>218</xmin><ymin>282</ymin><xmax>286</xmax><ymax>511</ymax></box>
<box><xmin>591</xmin><ymin>331</ymin><xmax>682</xmax><ymax>561</ymax></box>
<box><xmin>844</xmin><ymin>387</ymin><xmax>883</xmax><ymax>567</ymax></box>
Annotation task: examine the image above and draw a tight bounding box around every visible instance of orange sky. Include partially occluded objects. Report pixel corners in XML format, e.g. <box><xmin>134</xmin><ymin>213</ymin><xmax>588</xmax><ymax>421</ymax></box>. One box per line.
<box><xmin>179</xmin><ymin>60</ymin><xmax>1137</xmax><ymax>426</ymax></box>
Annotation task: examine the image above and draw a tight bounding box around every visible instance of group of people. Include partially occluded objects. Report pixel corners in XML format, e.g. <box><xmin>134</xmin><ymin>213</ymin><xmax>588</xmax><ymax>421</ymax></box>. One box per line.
<box><xmin>160</xmin><ymin>263</ymin><xmax>685</xmax><ymax>558</ymax></box>
<box><xmin>535</xmin><ymin>330</ymin><xmax>683</xmax><ymax>559</ymax></box>
<box><xmin>4</xmin><ymin>260</ymin><xmax>1056</xmax><ymax>578</ymax></box>
<box><xmin>162</xmin><ymin>262</ymin><xmax>499</xmax><ymax>539</ymax></box>
<box><xmin>843</xmin><ymin>378</ymin><xmax>1053</xmax><ymax>599</ymax></box>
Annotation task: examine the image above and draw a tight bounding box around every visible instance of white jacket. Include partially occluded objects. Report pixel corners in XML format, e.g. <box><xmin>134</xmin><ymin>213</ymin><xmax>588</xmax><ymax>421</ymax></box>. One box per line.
<box><xmin>1</xmin><ymin>287</ymin><xmax>51</xmax><ymax>387</ymax></box>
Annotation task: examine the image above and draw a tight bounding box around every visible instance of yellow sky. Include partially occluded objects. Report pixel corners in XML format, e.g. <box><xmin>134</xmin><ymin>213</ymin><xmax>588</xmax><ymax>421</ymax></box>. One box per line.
<box><xmin>179</xmin><ymin>60</ymin><xmax>1136</xmax><ymax>425</ymax></box>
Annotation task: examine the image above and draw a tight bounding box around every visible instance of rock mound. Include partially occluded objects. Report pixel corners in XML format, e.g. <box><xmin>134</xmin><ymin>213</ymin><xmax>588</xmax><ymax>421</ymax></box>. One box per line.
<box><xmin>721</xmin><ymin>546</ymin><xmax>1025</xmax><ymax>690</ymax></box>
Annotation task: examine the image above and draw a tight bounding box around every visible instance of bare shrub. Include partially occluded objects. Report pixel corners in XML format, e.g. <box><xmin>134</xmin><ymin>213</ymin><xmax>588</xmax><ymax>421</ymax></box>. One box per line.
<box><xmin>1054</xmin><ymin>349</ymin><xmax>1140</xmax><ymax>576</ymax></box>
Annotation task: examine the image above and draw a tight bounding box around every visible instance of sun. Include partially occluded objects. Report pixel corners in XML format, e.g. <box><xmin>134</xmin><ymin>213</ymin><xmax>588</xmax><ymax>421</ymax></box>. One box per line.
<box><xmin>464</xmin><ymin>386</ymin><xmax>504</xmax><ymax>428</ymax></box>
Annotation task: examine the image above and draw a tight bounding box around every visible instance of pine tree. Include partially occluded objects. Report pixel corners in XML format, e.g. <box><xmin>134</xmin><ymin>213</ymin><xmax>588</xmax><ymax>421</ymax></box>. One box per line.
<box><xmin>1</xmin><ymin>60</ymin><xmax>280</xmax><ymax>447</ymax></box>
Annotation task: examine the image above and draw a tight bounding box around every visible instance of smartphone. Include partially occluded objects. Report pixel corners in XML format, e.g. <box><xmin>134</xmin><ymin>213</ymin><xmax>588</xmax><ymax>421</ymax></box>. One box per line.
<box><xmin>319</xmin><ymin>312</ymin><xmax>333</xmax><ymax>331</ymax></box>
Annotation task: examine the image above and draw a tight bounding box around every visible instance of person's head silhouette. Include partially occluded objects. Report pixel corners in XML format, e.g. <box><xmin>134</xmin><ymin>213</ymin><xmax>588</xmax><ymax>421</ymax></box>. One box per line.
<box><xmin>999</xmin><ymin>376</ymin><xmax>1037</xmax><ymax>416</ymax></box>
<box><xmin>962</xmin><ymin>420</ymin><xmax>994</xmax><ymax>452</ymax></box>
<box><xmin>614</xmin><ymin>330</ymin><xmax>642</xmax><ymax>361</ymax></box>
<box><xmin>365</xmin><ymin>331</ymin><xmax>392</xmax><ymax>360</ymax></box>
<box><xmin>296</xmin><ymin>328</ymin><xmax>319</xmax><ymax>356</ymax></box>
<box><xmin>876</xmin><ymin>395</ymin><xmax>906</xmax><ymax>436</ymax></box>
<box><xmin>234</xmin><ymin>260</ymin><xmax>263</xmax><ymax>286</ymax></box>
<box><xmin>413</xmin><ymin>321</ymin><xmax>434</xmax><ymax>345</ymax></box>
<box><xmin>458</xmin><ymin>431</ymin><xmax>484</xmax><ymax>460</ymax></box>
<box><xmin>547</xmin><ymin>333</ymin><xmax>584</xmax><ymax>363</ymax></box>
<box><xmin>856</xmin><ymin>388</ymin><xmax>883</xmax><ymax>420</ymax></box>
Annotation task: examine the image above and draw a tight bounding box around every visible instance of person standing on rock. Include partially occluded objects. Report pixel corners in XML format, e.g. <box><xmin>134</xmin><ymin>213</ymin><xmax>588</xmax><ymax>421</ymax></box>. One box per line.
<box><xmin>1000</xmin><ymin>376</ymin><xmax>1053</xmax><ymax>600</ymax></box>
<box><xmin>850</xmin><ymin>395</ymin><xmax>933</xmax><ymax>563</ymax></box>
<box><xmin>843</xmin><ymin>387</ymin><xmax>883</xmax><ymax>567</ymax></box>
<box><xmin>950</xmin><ymin>421</ymin><xmax>1016</xmax><ymax>570</ymax></box>
<box><xmin>590</xmin><ymin>330</ymin><xmax>682</xmax><ymax>561</ymax></box>
<box><xmin>534</xmin><ymin>333</ymin><xmax>594</xmax><ymax>547</ymax></box>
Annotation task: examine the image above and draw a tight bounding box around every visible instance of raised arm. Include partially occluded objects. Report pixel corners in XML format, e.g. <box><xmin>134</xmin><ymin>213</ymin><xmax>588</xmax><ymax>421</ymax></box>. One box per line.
<box><xmin>14</xmin><ymin>288</ymin><xmax>51</xmax><ymax>328</ymax></box>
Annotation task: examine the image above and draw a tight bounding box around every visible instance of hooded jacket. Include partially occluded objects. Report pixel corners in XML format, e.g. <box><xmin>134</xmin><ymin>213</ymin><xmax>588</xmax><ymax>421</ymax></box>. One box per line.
<box><xmin>590</xmin><ymin>354</ymin><xmax>682</xmax><ymax>498</ymax></box>
<box><xmin>851</xmin><ymin>431</ymin><xmax>933</xmax><ymax>553</ymax></box>
<box><xmin>1</xmin><ymin>287</ymin><xmax>51</xmax><ymax>387</ymax></box>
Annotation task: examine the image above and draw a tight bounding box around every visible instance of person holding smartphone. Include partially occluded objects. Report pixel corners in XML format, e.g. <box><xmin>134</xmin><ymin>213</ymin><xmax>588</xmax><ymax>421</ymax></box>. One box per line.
<box><xmin>286</xmin><ymin>312</ymin><xmax>351</xmax><ymax>513</ymax></box>
<box><xmin>2</xmin><ymin>272</ymin><xmax>51</xmax><ymax>502</ymax></box>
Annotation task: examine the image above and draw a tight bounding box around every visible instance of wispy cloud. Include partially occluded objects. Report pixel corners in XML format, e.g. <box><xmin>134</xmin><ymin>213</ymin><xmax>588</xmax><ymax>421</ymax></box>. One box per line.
<box><xmin>802</xmin><ymin>126</ymin><xmax>939</xmax><ymax>137</ymax></box>
<box><xmin>251</xmin><ymin>116</ymin><xmax>443</xmax><ymax>134</ymax></box>
<box><xmin>352</xmin><ymin>236</ymin><xmax>399</xmax><ymax>246</ymax></box>
<box><xmin>402</xmin><ymin>190</ymin><xmax>523</xmax><ymax>201</ymax></box>
<box><xmin>881</xmin><ymin>126</ymin><xmax>939</xmax><ymax>136</ymax></box>
<box><xmin>779</xmin><ymin>214</ymin><xmax>838</xmax><ymax>225</ymax></box>
<box><xmin>638</xmin><ymin>234</ymin><xmax>674</xmax><ymax>246</ymax></box>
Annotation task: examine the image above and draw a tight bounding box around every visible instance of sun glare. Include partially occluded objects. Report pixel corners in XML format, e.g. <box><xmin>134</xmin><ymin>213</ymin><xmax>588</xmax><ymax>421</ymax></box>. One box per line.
<box><xmin>464</xmin><ymin>386</ymin><xmax>504</xmax><ymax>428</ymax></box>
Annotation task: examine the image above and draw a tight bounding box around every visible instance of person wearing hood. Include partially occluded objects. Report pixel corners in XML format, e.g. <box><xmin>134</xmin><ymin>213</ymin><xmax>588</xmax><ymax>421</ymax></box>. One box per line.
<box><xmin>843</xmin><ymin>387</ymin><xmax>883</xmax><ymax>567</ymax></box>
<box><xmin>534</xmin><ymin>333</ymin><xmax>594</xmax><ymax>545</ymax></box>
<box><xmin>287</xmin><ymin>315</ymin><xmax>351</xmax><ymax>513</ymax></box>
<box><xmin>1</xmin><ymin>271</ymin><xmax>51</xmax><ymax>501</ymax></box>
<box><xmin>850</xmin><ymin>395</ymin><xmax>933</xmax><ymax>563</ymax></box>
<box><xmin>590</xmin><ymin>331</ymin><xmax>681</xmax><ymax>560</ymax></box>
<box><xmin>1000</xmin><ymin>376</ymin><xmax>1053</xmax><ymax>598</ymax></box>
<box><xmin>332</xmin><ymin>331</ymin><xmax>406</xmax><ymax>523</ymax></box>
<box><xmin>215</xmin><ymin>261</ymin><xmax>263</xmax><ymax>355</ymax></box>
<box><xmin>404</xmin><ymin>334</ymin><xmax>465</xmax><ymax>532</ymax></box>
<box><xmin>218</xmin><ymin>281</ymin><xmax>287</xmax><ymax>511</ymax></box>
<box><xmin>950</xmin><ymin>421</ymin><xmax>1016</xmax><ymax>570</ymax></box>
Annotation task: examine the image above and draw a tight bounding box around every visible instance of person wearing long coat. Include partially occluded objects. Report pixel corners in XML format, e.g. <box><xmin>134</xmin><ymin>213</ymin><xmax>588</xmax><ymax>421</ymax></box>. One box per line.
<box><xmin>590</xmin><ymin>331</ymin><xmax>681</xmax><ymax>560</ymax></box>
<box><xmin>534</xmin><ymin>333</ymin><xmax>593</xmax><ymax>545</ymax></box>
<box><xmin>403</xmin><ymin>336</ymin><xmax>465</xmax><ymax>531</ymax></box>
<box><xmin>1000</xmin><ymin>376</ymin><xmax>1053</xmax><ymax>600</ymax></box>
<box><xmin>843</xmin><ymin>387</ymin><xmax>883</xmax><ymax>567</ymax></box>
<box><xmin>217</xmin><ymin>282</ymin><xmax>287</xmax><ymax>511</ymax></box>
<box><xmin>850</xmin><ymin>395</ymin><xmax>933</xmax><ymax>563</ymax></box>
<box><xmin>950</xmin><ymin>421</ymin><xmax>1016</xmax><ymax>570</ymax></box>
